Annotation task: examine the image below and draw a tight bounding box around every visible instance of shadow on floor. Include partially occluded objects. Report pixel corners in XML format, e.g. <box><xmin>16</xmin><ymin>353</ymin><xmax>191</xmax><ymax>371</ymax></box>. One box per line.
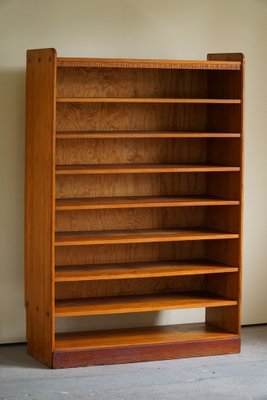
<box><xmin>0</xmin><ymin>343</ymin><xmax>47</xmax><ymax>369</ymax></box>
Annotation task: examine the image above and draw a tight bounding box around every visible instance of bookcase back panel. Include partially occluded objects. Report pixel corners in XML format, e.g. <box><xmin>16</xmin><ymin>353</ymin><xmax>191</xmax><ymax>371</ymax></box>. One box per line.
<box><xmin>208</xmin><ymin>70</ymin><xmax>242</xmax><ymax>100</ymax></box>
<box><xmin>206</xmin><ymin>205</ymin><xmax>240</xmax><ymax>233</ymax></box>
<box><xmin>55</xmin><ymin>173</ymin><xmax>239</xmax><ymax>201</ymax></box>
<box><xmin>56</xmin><ymin>138</ymin><xmax>207</xmax><ymax>165</ymax></box>
<box><xmin>57</xmin><ymin>68</ymin><xmax>207</xmax><ymax>99</ymax></box>
<box><xmin>57</xmin><ymin>68</ymin><xmax>240</xmax><ymax>100</ymax></box>
<box><xmin>55</xmin><ymin>206</ymin><xmax>239</xmax><ymax>233</ymax></box>
<box><xmin>55</xmin><ymin>241</ymin><xmax>205</xmax><ymax>266</ymax></box>
<box><xmin>206</xmin><ymin>239</ymin><xmax>240</xmax><ymax>267</ymax></box>
<box><xmin>206</xmin><ymin>305</ymin><xmax>239</xmax><ymax>334</ymax></box>
<box><xmin>206</xmin><ymin>172</ymin><xmax>240</xmax><ymax>200</ymax></box>
<box><xmin>56</xmin><ymin>103</ymin><xmax>207</xmax><ymax>132</ymax></box>
<box><xmin>205</xmin><ymin>268</ymin><xmax>240</xmax><ymax>334</ymax></box>
<box><xmin>55</xmin><ymin>273</ymin><xmax>239</xmax><ymax>302</ymax></box>
<box><xmin>207</xmin><ymin>139</ymin><xmax>241</xmax><ymax>166</ymax></box>
<box><xmin>205</xmin><ymin>273</ymin><xmax>239</xmax><ymax>300</ymax></box>
<box><xmin>56</xmin><ymin>173</ymin><xmax>206</xmax><ymax>198</ymax></box>
<box><xmin>55</xmin><ymin>207</ymin><xmax>205</xmax><ymax>232</ymax></box>
<box><xmin>55</xmin><ymin>275</ymin><xmax>205</xmax><ymax>300</ymax></box>
<box><xmin>207</xmin><ymin>104</ymin><xmax>241</xmax><ymax>133</ymax></box>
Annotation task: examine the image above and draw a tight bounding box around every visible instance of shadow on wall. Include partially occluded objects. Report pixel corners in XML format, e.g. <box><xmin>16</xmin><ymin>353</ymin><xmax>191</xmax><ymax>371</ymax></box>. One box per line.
<box><xmin>0</xmin><ymin>68</ymin><xmax>26</xmax><ymax>343</ymax></box>
<box><xmin>55</xmin><ymin>312</ymin><xmax>162</xmax><ymax>334</ymax></box>
<box><xmin>55</xmin><ymin>309</ymin><xmax>205</xmax><ymax>333</ymax></box>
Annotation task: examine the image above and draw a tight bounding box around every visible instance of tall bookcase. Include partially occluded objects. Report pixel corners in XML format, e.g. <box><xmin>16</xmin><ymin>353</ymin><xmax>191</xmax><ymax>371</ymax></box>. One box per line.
<box><xmin>25</xmin><ymin>49</ymin><xmax>244</xmax><ymax>368</ymax></box>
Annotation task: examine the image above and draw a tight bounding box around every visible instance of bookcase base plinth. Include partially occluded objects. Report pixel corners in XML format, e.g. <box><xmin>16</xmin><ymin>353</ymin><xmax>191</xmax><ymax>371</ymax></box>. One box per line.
<box><xmin>52</xmin><ymin>337</ymin><xmax>240</xmax><ymax>368</ymax></box>
<box><xmin>52</xmin><ymin>323</ymin><xmax>240</xmax><ymax>368</ymax></box>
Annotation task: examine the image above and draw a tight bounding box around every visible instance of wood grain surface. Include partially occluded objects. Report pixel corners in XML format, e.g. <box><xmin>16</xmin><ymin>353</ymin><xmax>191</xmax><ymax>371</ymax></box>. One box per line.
<box><xmin>25</xmin><ymin>48</ymin><xmax>56</xmax><ymax>367</ymax></box>
<box><xmin>206</xmin><ymin>53</ymin><xmax>244</xmax><ymax>335</ymax></box>
<box><xmin>56</xmin><ymin>172</ymin><xmax>206</xmax><ymax>199</ymax></box>
<box><xmin>56</xmin><ymin>131</ymin><xmax>241</xmax><ymax>139</ymax></box>
<box><xmin>57</xmin><ymin>57</ymin><xmax>241</xmax><ymax>69</ymax></box>
<box><xmin>55</xmin><ymin>291</ymin><xmax>237</xmax><ymax>317</ymax></box>
<box><xmin>55</xmin><ymin>241</ymin><xmax>206</xmax><ymax>267</ymax></box>
<box><xmin>56</xmin><ymin>163</ymin><xmax>240</xmax><ymax>175</ymax></box>
<box><xmin>55</xmin><ymin>227</ymin><xmax>239</xmax><ymax>246</ymax></box>
<box><xmin>55</xmin><ymin>259</ymin><xmax>238</xmax><ymax>282</ymax></box>
<box><xmin>55</xmin><ymin>195</ymin><xmax>239</xmax><ymax>210</ymax></box>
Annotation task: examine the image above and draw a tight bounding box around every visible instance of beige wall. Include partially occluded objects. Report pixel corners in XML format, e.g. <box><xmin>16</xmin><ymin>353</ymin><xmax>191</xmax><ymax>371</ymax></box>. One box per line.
<box><xmin>1</xmin><ymin>0</ymin><xmax>267</xmax><ymax>343</ymax></box>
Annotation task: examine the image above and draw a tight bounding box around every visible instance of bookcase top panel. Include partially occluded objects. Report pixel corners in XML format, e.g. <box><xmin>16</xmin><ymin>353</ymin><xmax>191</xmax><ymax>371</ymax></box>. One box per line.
<box><xmin>57</xmin><ymin>57</ymin><xmax>241</xmax><ymax>70</ymax></box>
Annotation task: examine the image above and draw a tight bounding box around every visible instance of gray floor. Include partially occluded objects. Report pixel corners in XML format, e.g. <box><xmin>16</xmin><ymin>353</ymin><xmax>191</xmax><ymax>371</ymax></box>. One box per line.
<box><xmin>0</xmin><ymin>326</ymin><xmax>267</xmax><ymax>400</ymax></box>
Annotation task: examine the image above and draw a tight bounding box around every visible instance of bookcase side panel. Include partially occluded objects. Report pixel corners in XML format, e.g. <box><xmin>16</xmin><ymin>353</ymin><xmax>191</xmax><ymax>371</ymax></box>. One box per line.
<box><xmin>205</xmin><ymin>53</ymin><xmax>244</xmax><ymax>334</ymax></box>
<box><xmin>25</xmin><ymin>48</ymin><xmax>56</xmax><ymax>367</ymax></box>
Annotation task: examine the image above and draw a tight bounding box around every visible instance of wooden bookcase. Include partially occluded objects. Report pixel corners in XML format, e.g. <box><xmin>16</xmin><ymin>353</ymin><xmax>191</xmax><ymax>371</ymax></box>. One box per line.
<box><xmin>25</xmin><ymin>49</ymin><xmax>244</xmax><ymax>368</ymax></box>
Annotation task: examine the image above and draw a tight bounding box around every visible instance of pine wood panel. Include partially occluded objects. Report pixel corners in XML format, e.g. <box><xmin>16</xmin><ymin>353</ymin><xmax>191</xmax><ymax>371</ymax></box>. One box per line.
<box><xmin>57</xmin><ymin>67</ymin><xmax>241</xmax><ymax>101</ymax></box>
<box><xmin>55</xmin><ymin>228</ymin><xmax>239</xmax><ymax>247</ymax></box>
<box><xmin>56</xmin><ymin>173</ymin><xmax>206</xmax><ymax>199</ymax></box>
<box><xmin>56</xmin><ymin>102</ymin><xmax>240</xmax><ymax>138</ymax></box>
<box><xmin>206</xmin><ymin>206</ymin><xmax>240</xmax><ymax>234</ymax></box>
<box><xmin>55</xmin><ymin>292</ymin><xmax>237</xmax><ymax>317</ymax></box>
<box><xmin>206</xmin><ymin>306</ymin><xmax>240</xmax><ymax>335</ymax></box>
<box><xmin>57</xmin><ymin>68</ymin><xmax>208</xmax><ymax>99</ymax></box>
<box><xmin>55</xmin><ymin>195</ymin><xmax>239</xmax><ymax>210</ymax></box>
<box><xmin>53</xmin><ymin>336</ymin><xmax>240</xmax><ymax>368</ymax></box>
<box><xmin>25</xmin><ymin>48</ymin><xmax>56</xmax><ymax>367</ymax></box>
<box><xmin>205</xmin><ymin>265</ymin><xmax>240</xmax><ymax>335</ymax></box>
<box><xmin>56</xmin><ymin>137</ymin><xmax>241</xmax><ymax>173</ymax></box>
<box><xmin>55</xmin><ymin>275</ymin><xmax>205</xmax><ymax>300</ymax></box>
<box><xmin>57</xmin><ymin>97</ymin><xmax>241</xmax><ymax>104</ymax></box>
<box><xmin>207</xmin><ymin>104</ymin><xmax>241</xmax><ymax>133</ymax></box>
<box><xmin>55</xmin><ymin>259</ymin><xmax>238</xmax><ymax>282</ymax></box>
<box><xmin>205</xmin><ymin>53</ymin><xmax>244</xmax><ymax>335</ymax></box>
<box><xmin>207</xmin><ymin>138</ymin><xmax>240</xmax><ymax>167</ymax></box>
<box><xmin>55</xmin><ymin>322</ymin><xmax>238</xmax><ymax>350</ymax></box>
<box><xmin>53</xmin><ymin>321</ymin><xmax>240</xmax><ymax>367</ymax></box>
<box><xmin>56</xmin><ymin>164</ymin><xmax>240</xmax><ymax>175</ymax></box>
<box><xmin>56</xmin><ymin>138</ymin><xmax>207</xmax><ymax>165</ymax></box>
<box><xmin>55</xmin><ymin>206</ymin><xmax>239</xmax><ymax>233</ymax></box>
<box><xmin>206</xmin><ymin>239</ymin><xmax>239</xmax><ymax>267</ymax></box>
<box><xmin>55</xmin><ymin>241</ymin><xmax>205</xmax><ymax>267</ymax></box>
<box><xmin>56</xmin><ymin>173</ymin><xmax>238</xmax><ymax>201</ymax></box>
<box><xmin>207</xmin><ymin>172</ymin><xmax>240</xmax><ymax>200</ymax></box>
<box><xmin>208</xmin><ymin>70</ymin><xmax>241</xmax><ymax>99</ymax></box>
<box><xmin>206</xmin><ymin>273</ymin><xmax>239</xmax><ymax>300</ymax></box>
<box><xmin>56</xmin><ymin>103</ymin><xmax>207</xmax><ymax>132</ymax></box>
<box><xmin>55</xmin><ymin>207</ymin><xmax>205</xmax><ymax>232</ymax></box>
<box><xmin>56</xmin><ymin>131</ymin><xmax>241</xmax><ymax>139</ymax></box>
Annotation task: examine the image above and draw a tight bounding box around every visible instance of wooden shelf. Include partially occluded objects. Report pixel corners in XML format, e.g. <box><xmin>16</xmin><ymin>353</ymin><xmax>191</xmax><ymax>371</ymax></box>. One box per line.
<box><xmin>55</xmin><ymin>322</ymin><xmax>238</xmax><ymax>350</ymax></box>
<box><xmin>55</xmin><ymin>228</ymin><xmax>239</xmax><ymax>247</ymax></box>
<box><xmin>56</xmin><ymin>163</ymin><xmax>240</xmax><ymax>175</ymax></box>
<box><xmin>57</xmin><ymin>97</ymin><xmax>241</xmax><ymax>104</ymax></box>
<box><xmin>56</xmin><ymin>131</ymin><xmax>241</xmax><ymax>139</ymax></box>
<box><xmin>53</xmin><ymin>322</ymin><xmax>240</xmax><ymax>367</ymax></box>
<box><xmin>55</xmin><ymin>195</ymin><xmax>240</xmax><ymax>211</ymax></box>
<box><xmin>55</xmin><ymin>259</ymin><xmax>238</xmax><ymax>282</ymax></box>
<box><xmin>55</xmin><ymin>291</ymin><xmax>237</xmax><ymax>317</ymax></box>
<box><xmin>57</xmin><ymin>57</ymin><xmax>241</xmax><ymax>70</ymax></box>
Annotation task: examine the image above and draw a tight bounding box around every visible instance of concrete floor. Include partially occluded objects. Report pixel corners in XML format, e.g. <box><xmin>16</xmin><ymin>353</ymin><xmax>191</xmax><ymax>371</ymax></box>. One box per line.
<box><xmin>0</xmin><ymin>325</ymin><xmax>267</xmax><ymax>400</ymax></box>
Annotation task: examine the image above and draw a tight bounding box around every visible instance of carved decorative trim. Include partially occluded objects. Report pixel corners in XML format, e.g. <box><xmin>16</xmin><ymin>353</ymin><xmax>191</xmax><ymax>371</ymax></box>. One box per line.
<box><xmin>57</xmin><ymin>58</ymin><xmax>241</xmax><ymax>70</ymax></box>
